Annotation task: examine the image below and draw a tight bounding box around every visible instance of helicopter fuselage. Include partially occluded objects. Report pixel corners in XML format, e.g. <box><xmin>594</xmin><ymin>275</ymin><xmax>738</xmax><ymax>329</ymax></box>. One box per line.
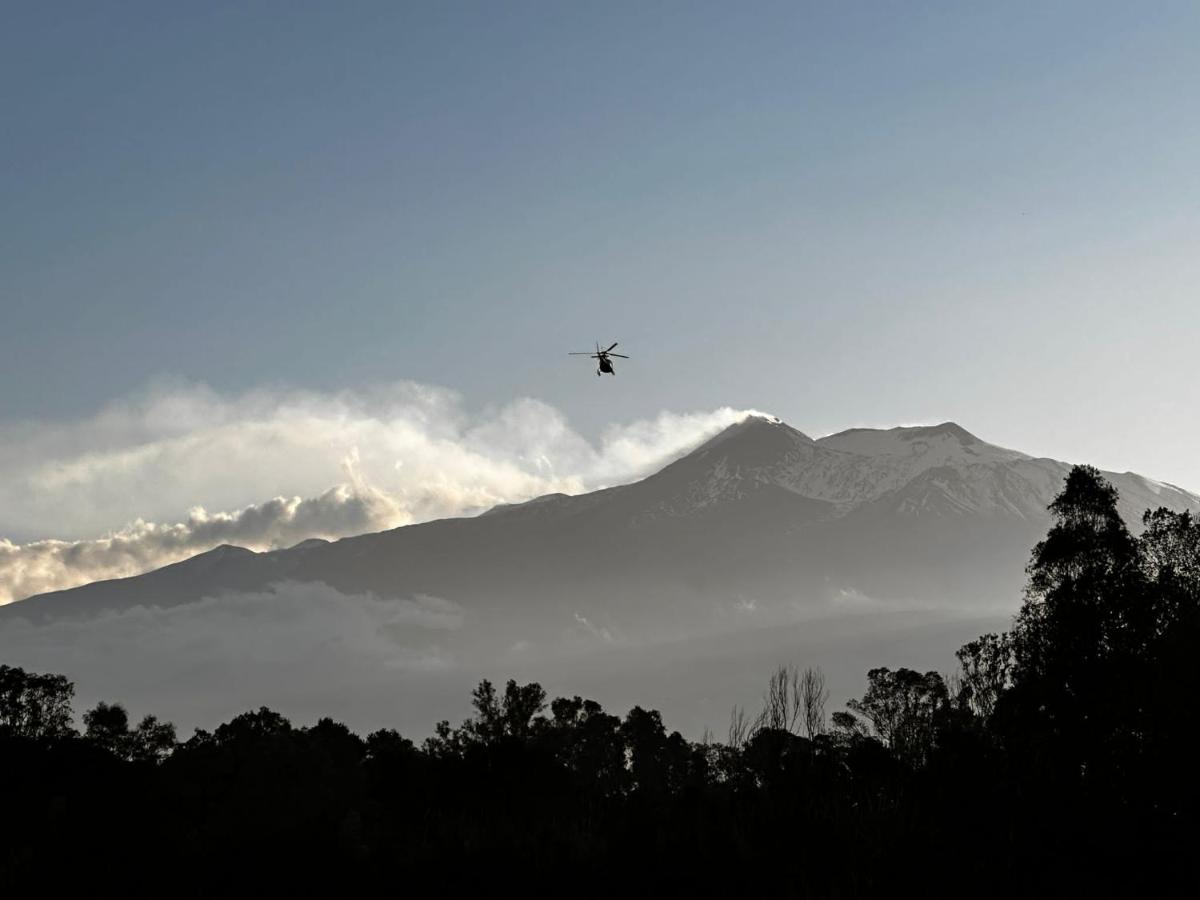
<box><xmin>570</xmin><ymin>341</ymin><xmax>625</xmax><ymax>375</ymax></box>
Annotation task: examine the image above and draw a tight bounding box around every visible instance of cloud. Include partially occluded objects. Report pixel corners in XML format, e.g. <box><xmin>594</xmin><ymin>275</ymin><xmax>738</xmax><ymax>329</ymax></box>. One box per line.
<box><xmin>0</xmin><ymin>580</ymin><xmax>463</xmax><ymax>663</ymax></box>
<box><xmin>0</xmin><ymin>581</ymin><xmax>468</xmax><ymax>732</ymax></box>
<box><xmin>0</xmin><ymin>576</ymin><xmax>1013</xmax><ymax>740</ymax></box>
<box><xmin>0</xmin><ymin>380</ymin><xmax>757</xmax><ymax>602</ymax></box>
<box><xmin>572</xmin><ymin>612</ymin><xmax>616</xmax><ymax>644</ymax></box>
<box><xmin>0</xmin><ymin>483</ymin><xmax>401</xmax><ymax>604</ymax></box>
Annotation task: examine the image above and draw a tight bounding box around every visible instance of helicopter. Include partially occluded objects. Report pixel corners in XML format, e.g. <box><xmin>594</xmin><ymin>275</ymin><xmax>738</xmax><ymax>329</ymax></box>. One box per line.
<box><xmin>569</xmin><ymin>341</ymin><xmax>629</xmax><ymax>376</ymax></box>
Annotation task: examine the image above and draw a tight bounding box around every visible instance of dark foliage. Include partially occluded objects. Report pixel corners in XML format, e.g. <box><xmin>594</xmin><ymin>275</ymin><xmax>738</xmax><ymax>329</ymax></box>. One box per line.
<box><xmin>2</xmin><ymin>466</ymin><xmax>1197</xmax><ymax>896</ymax></box>
<box><xmin>0</xmin><ymin>663</ymin><xmax>74</xmax><ymax>738</ymax></box>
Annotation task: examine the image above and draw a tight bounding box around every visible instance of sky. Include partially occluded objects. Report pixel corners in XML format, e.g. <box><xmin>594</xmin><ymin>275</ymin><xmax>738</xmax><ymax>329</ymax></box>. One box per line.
<box><xmin>2</xmin><ymin>2</ymin><xmax>1199</xmax><ymax>588</ymax></box>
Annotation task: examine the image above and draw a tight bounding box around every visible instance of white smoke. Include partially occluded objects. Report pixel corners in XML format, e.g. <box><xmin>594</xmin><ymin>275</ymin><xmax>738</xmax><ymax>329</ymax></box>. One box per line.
<box><xmin>0</xmin><ymin>380</ymin><xmax>759</xmax><ymax>603</ymax></box>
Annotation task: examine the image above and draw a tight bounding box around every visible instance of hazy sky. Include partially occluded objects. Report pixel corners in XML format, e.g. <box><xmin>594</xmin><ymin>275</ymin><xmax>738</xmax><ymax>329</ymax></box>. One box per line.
<box><xmin>3</xmin><ymin>2</ymin><xmax>1199</xmax><ymax>493</ymax></box>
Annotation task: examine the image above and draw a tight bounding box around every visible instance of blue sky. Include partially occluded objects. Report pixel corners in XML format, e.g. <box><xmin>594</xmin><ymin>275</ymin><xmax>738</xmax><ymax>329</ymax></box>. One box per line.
<box><xmin>3</xmin><ymin>1</ymin><xmax>1199</xmax><ymax>490</ymax></box>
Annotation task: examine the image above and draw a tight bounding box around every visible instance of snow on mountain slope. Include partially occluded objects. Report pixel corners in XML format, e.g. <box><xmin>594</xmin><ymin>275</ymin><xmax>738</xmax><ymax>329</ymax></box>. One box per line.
<box><xmin>5</xmin><ymin>413</ymin><xmax>1197</xmax><ymax>739</ymax></box>
<box><xmin>633</xmin><ymin>416</ymin><xmax>1200</xmax><ymax>523</ymax></box>
<box><xmin>4</xmin><ymin>414</ymin><xmax>1198</xmax><ymax>630</ymax></box>
<box><xmin>817</xmin><ymin>422</ymin><xmax>1027</xmax><ymax>463</ymax></box>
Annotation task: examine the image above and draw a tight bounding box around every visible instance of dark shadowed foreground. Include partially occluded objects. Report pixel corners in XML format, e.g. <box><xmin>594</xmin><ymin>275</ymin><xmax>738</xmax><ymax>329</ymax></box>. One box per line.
<box><xmin>2</xmin><ymin>467</ymin><xmax>1198</xmax><ymax>897</ymax></box>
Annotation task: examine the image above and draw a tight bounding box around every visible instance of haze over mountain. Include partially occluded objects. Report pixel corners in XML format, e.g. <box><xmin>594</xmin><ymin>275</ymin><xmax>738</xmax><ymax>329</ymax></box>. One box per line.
<box><xmin>3</xmin><ymin>416</ymin><xmax>1196</xmax><ymax>735</ymax></box>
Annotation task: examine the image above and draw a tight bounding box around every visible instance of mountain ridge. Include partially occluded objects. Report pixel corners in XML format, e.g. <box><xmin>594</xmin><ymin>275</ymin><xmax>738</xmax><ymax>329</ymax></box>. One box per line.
<box><xmin>4</xmin><ymin>415</ymin><xmax>1198</xmax><ymax>629</ymax></box>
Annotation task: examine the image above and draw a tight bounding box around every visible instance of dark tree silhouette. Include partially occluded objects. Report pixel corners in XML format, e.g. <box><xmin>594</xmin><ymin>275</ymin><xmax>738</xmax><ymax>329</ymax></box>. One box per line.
<box><xmin>955</xmin><ymin>633</ymin><xmax>1013</xmax><ymax>719</ymax></box>
<box><xmin>83</xmin><ymin>700</ymin><xmax>131</xmax><ymax>752</ymax></box>
<box><xmin>847</xmin><ymin>667</ymin><xmax>948</xmax><ymax>766</ymax></box>
<box><xmin>84</xmin><ymin>701</ymin><xmax>176</xmax><ymax>762</ymax></box>
<box><xmin>548</xmin><ymin>695</ymin><xmax>626</xmax><ymax>794</ymax></box>
<box><xmin>0</xmin><ymin>663</ymin><xmax>75</xmax><ymax>739</ymax></box>
<box><xmin>799</xmin><ymin>665</ymin><xmax>828</xmax><ymax>739</ymax></box>
<box><xmin>1014</xmin><ymin>464</ymin><xmax>1141</xmax><ymax>685</ymax></box>
<box><xmin>3</xmin><ymin>465</ymin><xmax>1198</xmax><ymax>897</ymax></box>
<box><xmin>128</xmin><ymin>714</ymin><xmax>177</xmax><ymax>763</ymax></box>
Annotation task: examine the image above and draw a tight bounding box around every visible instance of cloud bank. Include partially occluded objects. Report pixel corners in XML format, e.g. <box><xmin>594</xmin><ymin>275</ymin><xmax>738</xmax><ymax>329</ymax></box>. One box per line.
<box><xmin>0</xmin><ymin>381</ymin><xmax>758</xmax><ymax>603</ymax></box>
<box><xmin>0</xmin><ymin>483</ymin><xmax>402</xmax><ymax>604</ymax></box>
<box><xmin>0</xmin><ymin>575</ymin><xmax>1011</xmax><ymax>740</ymax></box>
<box><xmin>0</xmin><ymin>581</ymin><xmax>471</xmax><ymax>732</ymax></box>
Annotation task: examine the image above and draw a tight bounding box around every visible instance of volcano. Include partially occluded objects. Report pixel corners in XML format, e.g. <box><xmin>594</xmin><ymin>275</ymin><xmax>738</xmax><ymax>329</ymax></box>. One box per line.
<box><xmin>7</xmin><ymin>415</ymin><xmax>1196</xmax><ymax>637</ymax></box>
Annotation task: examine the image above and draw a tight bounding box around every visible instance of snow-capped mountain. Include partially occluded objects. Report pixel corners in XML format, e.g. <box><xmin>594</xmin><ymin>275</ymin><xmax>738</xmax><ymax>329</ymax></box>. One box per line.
<box><xmin>628</xmin><ymin>416</ymin><xmax>1194</xmax><ymax>523</ymax></box>
<box><xmin>6</xmin><ymin>415</ymin><xmax>1196</xmax><ymax>629</ymax></box>
<box><xmin>5</xmin><ymin>414</ymin><xmax>1197</xmax><ymax>737</ymax></box>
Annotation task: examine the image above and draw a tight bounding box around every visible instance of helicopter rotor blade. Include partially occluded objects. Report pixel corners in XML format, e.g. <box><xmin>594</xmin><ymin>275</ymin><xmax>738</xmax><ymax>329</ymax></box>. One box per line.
<box><xmin>570</xmin><ymin>343</ymin><xmax>622</xmax><ymax>359</ymax></box>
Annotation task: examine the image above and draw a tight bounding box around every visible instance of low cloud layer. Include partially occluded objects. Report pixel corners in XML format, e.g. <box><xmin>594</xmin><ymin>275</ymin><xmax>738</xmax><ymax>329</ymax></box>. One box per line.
<box><xmin>0</xmin><ymin>574</ymin><xmax>1010</xmax><ymax>740</ymax></box>
<box><xmin>0</xmin><ymin>581</ymin><xmax>472</xmax><ymax>732</ymax></box>
<box><xmin>0</xmin><ymin>381</ymin><xmax>757</xmax><ymax>603</ymax></box>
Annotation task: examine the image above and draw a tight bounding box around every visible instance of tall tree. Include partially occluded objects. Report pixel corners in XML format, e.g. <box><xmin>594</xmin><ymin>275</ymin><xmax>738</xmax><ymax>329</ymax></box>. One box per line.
<box><xmin>1001</xmin><ymin>465</ymin><xmax>1200</xmax><ymax>806</ymax></box>
<box><xmin>84</xmin><ymin>701</ymin><xmax>177</xmax><ymax>762</ymax></box>
<box><xmin>83</xmin><ymin>701</ymin><xmax>132</xmax><ymax>755</ymax></box>
<box><xmin>955</xmin><ymin>633</ymin><xmax>1013</xmax><ymax>720</ymax></box>
<box><xmin>0</xmin><ymin>664</ymin><xmax>75</xmax><ymax>739</ymax></box>
<box><xmin>1013</xmin><ymin>465</ymin><xmax>1141</xmax><ymax>686</ymax></box>
<box><xmin>799</xmin><ymin>666</ymin><xmax>829</xmax><ymax>739</ymax></box>
<box><xmin>847</xmin><ymin>667</ymin><xmax>948</xmax><ymax>766</ymax></box>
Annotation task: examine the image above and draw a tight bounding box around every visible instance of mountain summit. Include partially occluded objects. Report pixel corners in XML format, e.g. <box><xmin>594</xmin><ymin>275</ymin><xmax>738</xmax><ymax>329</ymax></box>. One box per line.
<box><xmin>4</xmin><ymin>415</ymin><xmax>1198</xmax><ymax>634</ymax></box>
<box><xmin>5</xmin><ymin>413</ymin><xmax>1200</xmax><ymax>737</ymax></box>
<box><xmin>651</xmin><ymin>414</ymin><xmax>1191</xmax><ymax>524</ymax></box>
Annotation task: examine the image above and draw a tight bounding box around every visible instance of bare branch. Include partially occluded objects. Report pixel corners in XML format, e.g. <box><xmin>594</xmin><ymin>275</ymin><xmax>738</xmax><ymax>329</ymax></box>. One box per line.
<box><xmin>799</xmin><ymin>666</ymin><xmax>829</xmax><ymax>739</ymax></box>
<box><xmin>727</xmin><ymin>705</ymin><xmax>751</xmax><ymax>748</ymax></box>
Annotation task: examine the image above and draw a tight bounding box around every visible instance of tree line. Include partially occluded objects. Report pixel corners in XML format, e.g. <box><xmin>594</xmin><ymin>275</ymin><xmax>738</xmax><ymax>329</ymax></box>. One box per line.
<box><xmin>2</xmin><ymin>466</ymin><xmax>1198</xmax><ymax>896</ymax></box>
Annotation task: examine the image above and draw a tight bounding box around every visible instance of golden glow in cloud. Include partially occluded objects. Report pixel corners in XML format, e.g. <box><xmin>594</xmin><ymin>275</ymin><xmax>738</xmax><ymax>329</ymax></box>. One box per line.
<box><xmin>0</xmin><ymin>380</ymin><xmax>759</xmax><ymax>603</ymax></box>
